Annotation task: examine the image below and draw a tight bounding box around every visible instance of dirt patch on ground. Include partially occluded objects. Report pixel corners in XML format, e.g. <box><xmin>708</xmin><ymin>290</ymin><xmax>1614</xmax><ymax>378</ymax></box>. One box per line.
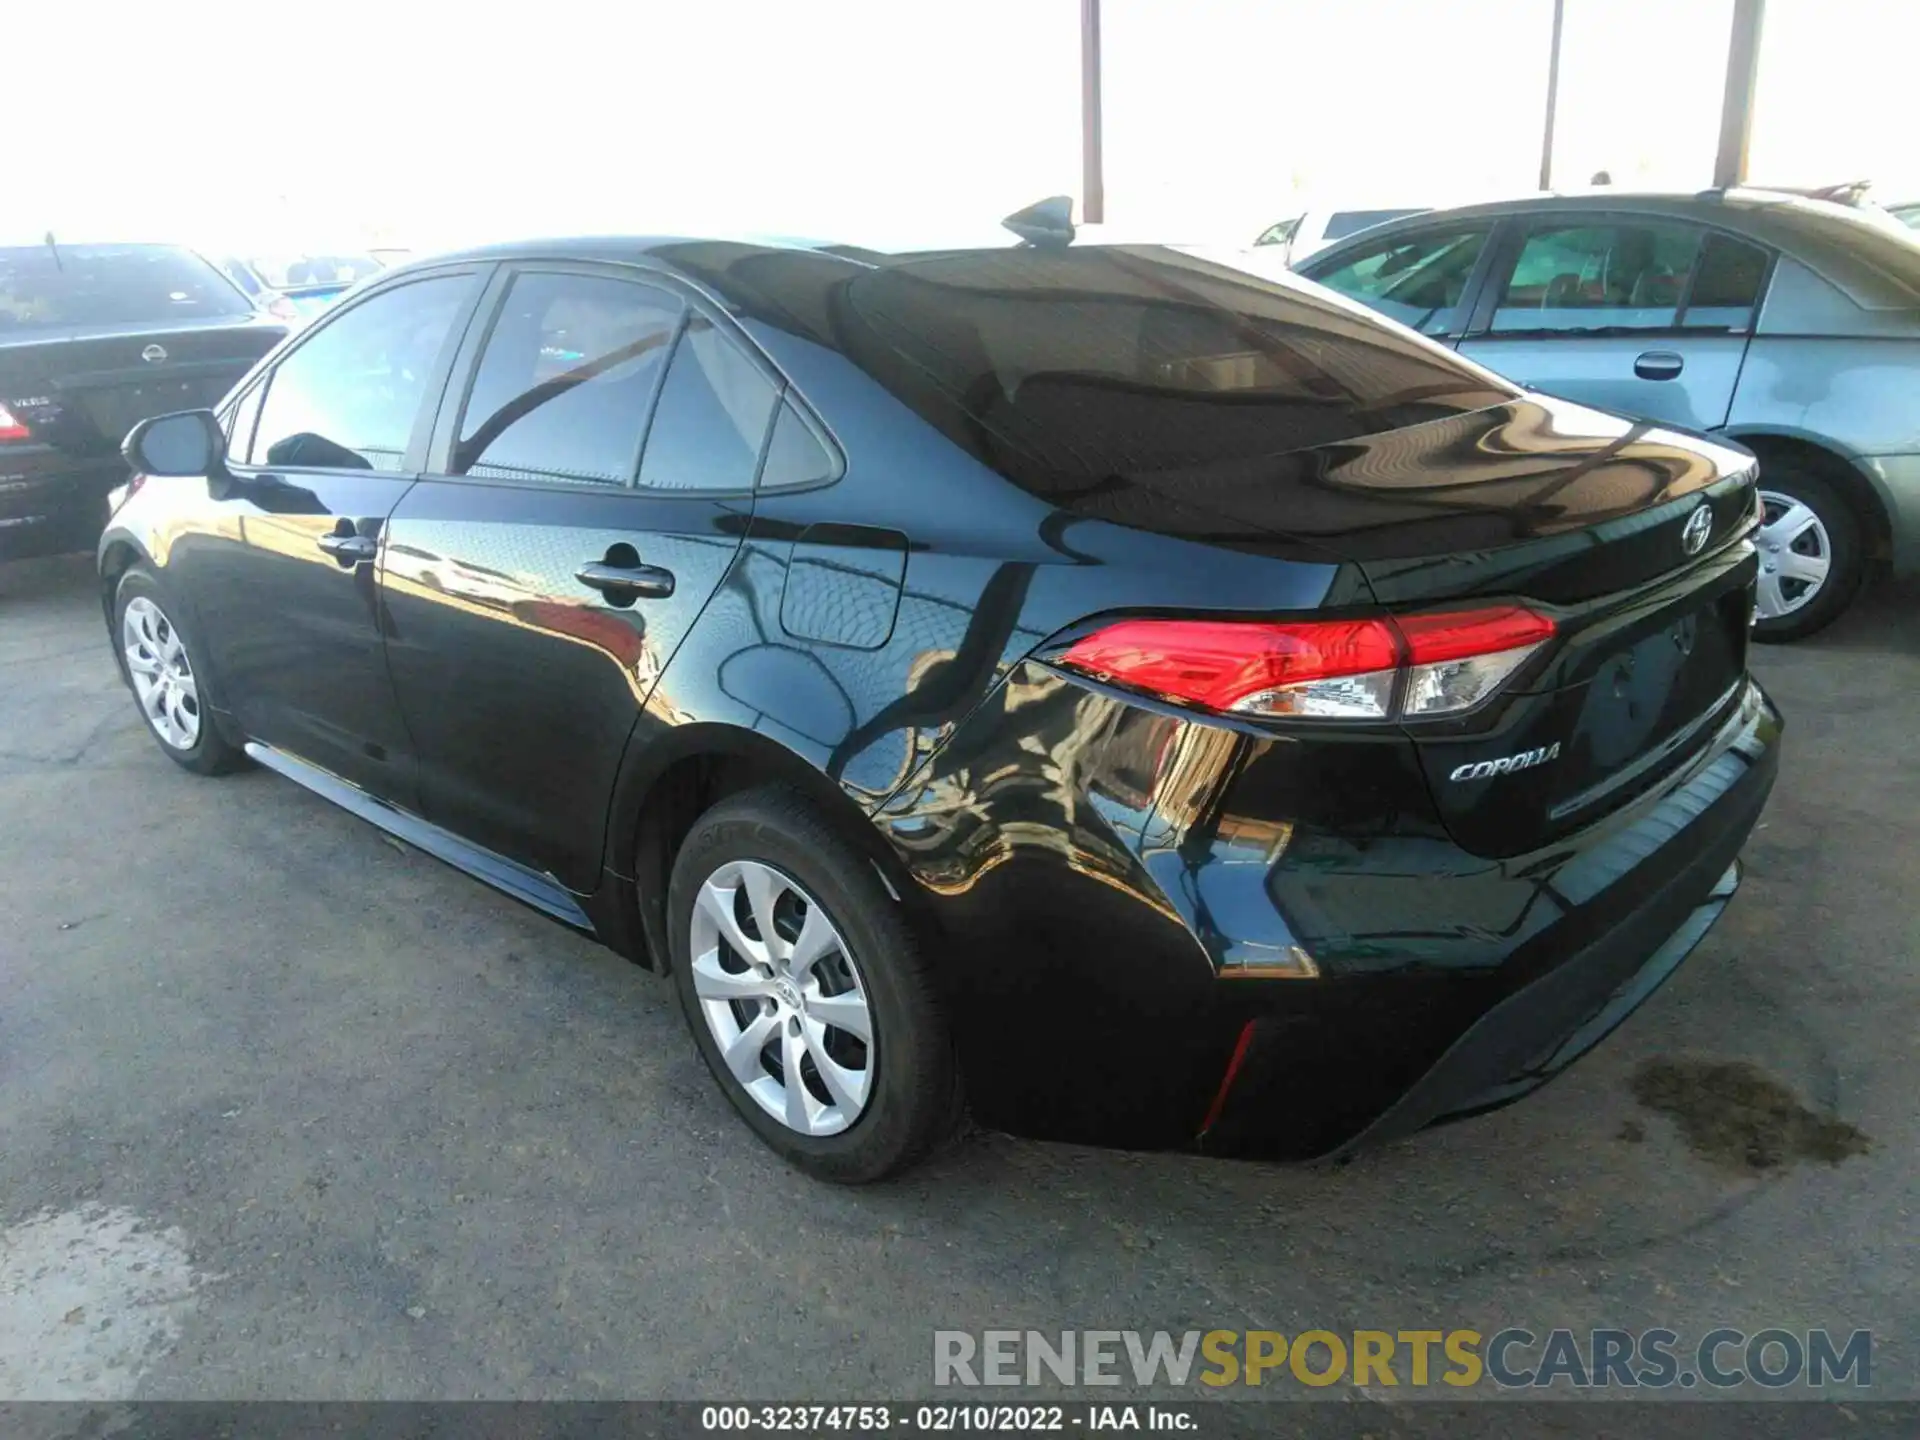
<box><xmin>1631</xmin><ymin>1057</ymin><xmax>1870</xmax><ymax>1173</ymax></box>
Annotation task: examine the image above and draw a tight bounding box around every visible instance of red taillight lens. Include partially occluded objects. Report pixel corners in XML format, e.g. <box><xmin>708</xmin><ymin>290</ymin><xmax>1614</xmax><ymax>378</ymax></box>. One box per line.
<box><xmin>0</xmin><ymin>402</ymin><xmax>30</xmax><ymax>443</ymax></box>
<box><xmin>1059</xmin><ymin>617</ymin><xmax>1401</xmax><ymax>719</ymax></box>
<box><xmin>1056</xmin><ymin>606</ymin><xmax>1555</xmax><ymax>722</ymax></box>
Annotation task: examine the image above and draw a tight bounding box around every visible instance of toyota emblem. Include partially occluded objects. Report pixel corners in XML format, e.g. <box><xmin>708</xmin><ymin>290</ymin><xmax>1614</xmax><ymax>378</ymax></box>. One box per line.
<box><xmin>1681</xmin><ymin>503</ymin><xmax>1713</xmax><ymax>556</ymax></box>
<box><xmin>141</xmin><ymin>344</ymin><xmax>168</xmax><ymax>364</ymax></box>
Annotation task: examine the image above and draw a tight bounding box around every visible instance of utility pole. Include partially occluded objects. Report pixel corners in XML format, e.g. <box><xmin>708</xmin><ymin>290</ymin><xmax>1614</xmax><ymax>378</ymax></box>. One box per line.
<box><xmin>1539</xmin><ymin>0</ymin><xmax>1565</xmax><ymax>191</ymax></box>
<box><xmin>1714</xmin><ymin>0</ymin><xmax>1767</xmax><ymax>188</ymax></box>
<box><xmin>1080</xmin><ymin>0</ymin><xmax>1105</xmax><ymax>223</ymax></box>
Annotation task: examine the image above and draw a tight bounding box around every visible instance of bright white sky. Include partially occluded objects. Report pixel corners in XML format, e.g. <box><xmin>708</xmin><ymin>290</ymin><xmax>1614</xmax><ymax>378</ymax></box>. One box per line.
<box><xmin>14</xmin><ymin>0</ymin><xmax>1917</xmax><ymax>257</ymax></box>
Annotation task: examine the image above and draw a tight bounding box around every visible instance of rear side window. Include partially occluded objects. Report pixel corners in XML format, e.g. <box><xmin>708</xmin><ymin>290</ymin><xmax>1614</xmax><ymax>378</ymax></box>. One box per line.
<box><xmin>1307</xmin><ymin>226</ymin><xmax>1490</xmax><ymax>335</ymax></box>
<box><xmin>759</xmin><ymin>401</ymin><xmax>838</xmax><ymax>489</ymax></box>
<box><xmin>250</xmin><ymin>274</ymin><xmax>470</xmax><ymax>471</ymax></box>
<box><xmin>637</xmin><ymin>316</ymin><xmax>780</xmax><ymax>493</ymax></box>
<box><xmin>454</xmin><ymin>272</ymin><xmax>683</xmax><ymax>486</ymax></box>
<box><xmin>0</xmin><ymin>244</ymin><xmax>253</xmax><ymax>330</ymax></box>
<box><xmin>1683</xmin><ymin>233</ymin><xmax>1769</xmax><ymax>330</ymax></box>
<box><xmin>1491</xmin><ymin>222</ymin><xmax>1699</xmax><ymax>332</ymax></box>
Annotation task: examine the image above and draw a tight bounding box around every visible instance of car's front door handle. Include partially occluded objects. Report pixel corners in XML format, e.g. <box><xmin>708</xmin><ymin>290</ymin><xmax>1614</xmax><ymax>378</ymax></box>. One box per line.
<box><xmin>316</xmin><ymin>533</ymin><xmax>378</xmax><ymax>564</ymax></box>
<box><xmin>576</xmin><ymin>561</ymin><xmax>676</xmax><ymax>600</ymax></box>
<box><xmin>1634</xmin><ymin>349</ymin><xmax>1684</xmax><ymax>381</ymax></box>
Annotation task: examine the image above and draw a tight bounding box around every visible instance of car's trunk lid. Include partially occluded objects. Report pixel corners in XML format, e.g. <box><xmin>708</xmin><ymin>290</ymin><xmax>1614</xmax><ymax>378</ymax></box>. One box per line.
<box><xmin>1252</xmin><ymin>397</ymin><xmax>1760</xmax><ymax>857</ymax></box>
<box><xmin>1053</xmin><ymin>393</ymin><xmax>1761</xmax><ymax>857</ymax></box>
<box><xmin>0</xmin><ymin>317</ymin><xmax>282</xmax><ymax>460</ymax></box>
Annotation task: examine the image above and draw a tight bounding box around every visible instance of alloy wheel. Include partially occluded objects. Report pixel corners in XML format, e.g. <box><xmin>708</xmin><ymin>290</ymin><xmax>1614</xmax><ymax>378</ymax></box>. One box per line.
<box><xmin>688</xmin><ymin>859</ymin><xmax>875</xmax><ymax>1137</ymax></box>
<box><xmin>1755</xmin><ymin>490</ymin><xmax>1833</xmax><ymax>620</ymax></box>
<box><xmin>122</xmin><ymin>596</ymin><xmax>202</xmax><ymax>751</ymax></box>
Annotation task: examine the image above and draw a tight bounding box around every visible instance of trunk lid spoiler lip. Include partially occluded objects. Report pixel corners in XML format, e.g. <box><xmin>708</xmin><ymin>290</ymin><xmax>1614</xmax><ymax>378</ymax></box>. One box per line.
<box><xmin>1045</xmin><ymin>394</ymin><xmax>1756</xmax><ymax>573</ymax></box>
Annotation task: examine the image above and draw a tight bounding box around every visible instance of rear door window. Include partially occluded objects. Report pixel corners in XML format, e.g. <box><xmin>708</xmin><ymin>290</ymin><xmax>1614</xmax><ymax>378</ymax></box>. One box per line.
<box><xmin>1490</xmin><ymin>222</ymin><xmax>1700</xmax><ymax>333</ymax></box>
<box><xmin>0</xmin><ymin>244</ymin><xmax>253</xmax><ymax>330</ymax></box>
<box><xmin>1306</xmin><ymin>226</ymin><xmax>1492</xmax><ymax>334</ymax></box>
<box><xmin>249</xmin><ymin>274</ymin><xmax>471</xmax><ymax>471</ymax></box>
<box><xmin>453</xmin><ymin>271</ymin><xmax>683</xmax><ymax>486</ymax></box>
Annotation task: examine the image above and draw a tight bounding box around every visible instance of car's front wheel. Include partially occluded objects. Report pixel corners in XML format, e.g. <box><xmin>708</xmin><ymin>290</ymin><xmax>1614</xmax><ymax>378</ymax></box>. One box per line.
<box><xmin>667</xmin><ymin>787</ymin><xmax>957</xmax><ymax>1182</ymax></box>
<box><xmin>114</xmin><ymin>567</ymin><xmax>244</xmax><ymax>775</ymax></box>
<box><xmin>1751</xmin><ymin>466</ymin><xmax>1863</xmax><ymax>642</ymax></box>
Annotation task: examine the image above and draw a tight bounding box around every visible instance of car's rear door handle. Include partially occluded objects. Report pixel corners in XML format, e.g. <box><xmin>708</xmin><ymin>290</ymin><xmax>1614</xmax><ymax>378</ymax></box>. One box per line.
<box><xmin>316</xmin><ymin>533</ymin><xmax>378</xmax><ymax>564</ymax></box>
<box><xmin>576</xmin><ymin>561</ymin><xmax>676</xmax><ymax>600</ymax></box>
<box><xmin>1634</xmin><ymin>349</ymin><xmax>1684</xmax><ymax>380</ymax></box>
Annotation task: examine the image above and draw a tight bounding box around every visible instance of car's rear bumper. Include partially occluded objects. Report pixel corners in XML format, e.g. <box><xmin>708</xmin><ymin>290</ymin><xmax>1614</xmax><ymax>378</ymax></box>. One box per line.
<box><xmin>1210</xmin><ymin>724</ymin><xmax>1769</xmax><ymax>1156</ymax></box>
<box><xmin>880</xmin><ymin>664</ymin><xmax>1780</xmax><ymax>1158</ymax></box>
<box><xmin>0</xmin><ymin>456</ymin><xmax>123</xmax><ymax>562</ymax></box>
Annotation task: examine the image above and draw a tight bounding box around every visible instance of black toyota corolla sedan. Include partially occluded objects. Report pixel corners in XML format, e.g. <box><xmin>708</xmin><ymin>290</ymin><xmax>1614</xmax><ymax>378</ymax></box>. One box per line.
<box><xmin>100</xmin><ymin>227</ymin><xmax>1780</xmax><ymax>1182</ymax></box>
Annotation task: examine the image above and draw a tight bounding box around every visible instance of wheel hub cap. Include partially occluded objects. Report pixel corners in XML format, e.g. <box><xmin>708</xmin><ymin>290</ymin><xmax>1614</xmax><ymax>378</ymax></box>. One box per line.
<box><xmin>688</xmin><ymin>858</ymin><xmax>875</xmax><ymax>1137</ymax></box>
<box><xmin>1754</xmin><ymin>489</ymin><xmax>1833</xmax><ymax>620</ymax></box>
<box><xmin>121</xmin><ymin>596</ymin><xmax>201</xmax><ymax>751</ymax></box>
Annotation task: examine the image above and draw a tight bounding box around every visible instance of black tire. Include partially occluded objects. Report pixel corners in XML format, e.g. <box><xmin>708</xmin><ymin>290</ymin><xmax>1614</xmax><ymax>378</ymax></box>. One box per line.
<box><xmin>112</xmin><ymin>566</ymin><xmax>246</xmax><ymax>775</ymax></box>
<box><xmin>667</xmin><ymin>786</ymin><xmax>957</xmax><ymax>1183</ymax></box>
<box><xmin>1751</xmin><ymin>466</ymin><xmax>1864</xmax><ymax>643</ymax></box>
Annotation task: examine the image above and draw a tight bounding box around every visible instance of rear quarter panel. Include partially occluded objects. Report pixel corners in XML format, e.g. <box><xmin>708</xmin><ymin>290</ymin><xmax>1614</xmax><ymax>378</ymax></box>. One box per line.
<box><xmin>658</xmin><ymin>320</ymin><xmax>1351</xmax><ymax>806</ymax></box>
<box><xmin>1729</xmin><ymin>335</ymin><xmax>1920</xmax><ymax>457</ymax></box>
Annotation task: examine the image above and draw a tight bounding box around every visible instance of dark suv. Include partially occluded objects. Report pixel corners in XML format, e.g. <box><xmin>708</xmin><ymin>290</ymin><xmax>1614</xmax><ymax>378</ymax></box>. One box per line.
<box><xmin>102</xmin><ymin>236</ymin><xmax>1779</xmax><ymax>1181</ymax></box>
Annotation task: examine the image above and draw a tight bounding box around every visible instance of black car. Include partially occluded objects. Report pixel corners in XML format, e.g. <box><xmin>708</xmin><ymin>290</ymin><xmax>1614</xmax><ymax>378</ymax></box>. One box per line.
<box><xmin>100</xmin><ymin>233</ymin><xmax>1780</xmax><ymax>1182</ymax></box>
<box><xmin>1</xmin><ymin>241</ymin><xmax>286</xmax><ymax>562</ymax></box>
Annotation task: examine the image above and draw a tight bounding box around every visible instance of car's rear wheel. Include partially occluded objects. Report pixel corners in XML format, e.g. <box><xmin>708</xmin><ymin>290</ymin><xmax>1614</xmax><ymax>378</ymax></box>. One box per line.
<box><xmin>114</xmin><ymin>567</ymin><xmax>243</xmax><ymax>775</ymax></box>
<box><xmin>1751</xmin><ymin>467</ymin><xmax>1863</xmax><ymax>642</ymax></box>
<box><xmin>667</xmin><ymin>786</ymin><xmax>957</xmax><ymax>1182</ymax></box>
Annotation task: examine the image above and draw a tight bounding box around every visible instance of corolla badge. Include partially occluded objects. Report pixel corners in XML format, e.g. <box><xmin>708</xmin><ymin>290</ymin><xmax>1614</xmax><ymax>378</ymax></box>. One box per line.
<box><xmin>140</xmin><ymin>344</ymin><xmax>168</xmax><ymax>364</ymax></box>
<box><xmin>1681</xmin><ymin>502</ymin><xmax>1713</xmax><ymax>556</ymax></box>
<box><xmin>1450</xmin><ymin>742</ymin><xmax>1561</xmax><ymax>783</ymax></box>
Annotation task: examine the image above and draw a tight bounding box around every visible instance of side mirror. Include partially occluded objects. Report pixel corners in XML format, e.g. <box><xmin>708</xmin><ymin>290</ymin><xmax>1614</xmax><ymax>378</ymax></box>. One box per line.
<box><xmin>123</xmin><ymin>409</ymin><xmax>224</xmax><ymax>477</ymax></box>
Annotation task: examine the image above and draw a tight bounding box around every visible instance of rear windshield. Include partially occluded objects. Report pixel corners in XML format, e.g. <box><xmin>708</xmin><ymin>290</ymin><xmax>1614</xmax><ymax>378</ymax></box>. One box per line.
<box><xmin>0</xmin><ymin>244</ymin><xmax>253</xmax><ymax>331</ymax></box>
<box><xmin>674</xmin><ymin>245</ymin><xmax>1512</xmax><ymax>504</ymax></box>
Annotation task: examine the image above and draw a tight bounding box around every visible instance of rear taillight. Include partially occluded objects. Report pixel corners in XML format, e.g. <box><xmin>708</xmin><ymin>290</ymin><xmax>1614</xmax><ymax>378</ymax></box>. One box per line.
<box><xmin>0</xmin><ymin>402</ymin><xmax>30</xmax><ymax>443</ymax></box>
<box><xmin>1055</xmin><ymin>606</ymin><xmax>1555</xmax><ymax>722</ymax></box>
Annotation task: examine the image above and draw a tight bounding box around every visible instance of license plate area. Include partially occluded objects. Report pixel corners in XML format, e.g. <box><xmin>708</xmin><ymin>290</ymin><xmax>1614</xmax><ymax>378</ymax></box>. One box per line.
<box><xmin>1552</xmin><ymin>585</ymin><xmax>1748</xmax><ymax>815</ymax></box>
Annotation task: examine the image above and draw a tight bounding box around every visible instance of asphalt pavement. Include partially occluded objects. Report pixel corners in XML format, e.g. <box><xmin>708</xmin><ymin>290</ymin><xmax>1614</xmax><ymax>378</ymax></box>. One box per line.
<box><xmin>2</xmin><ymin>553</ymin><xmax>1914</xmax><ymax>1412</ymax></box>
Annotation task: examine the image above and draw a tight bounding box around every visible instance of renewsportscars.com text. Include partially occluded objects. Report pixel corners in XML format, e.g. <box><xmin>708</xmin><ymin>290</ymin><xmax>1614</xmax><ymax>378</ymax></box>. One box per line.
<box><xmin>933</xmin><ymin>1327</ymin><xmax>1871</xmax><ymax>1391</ymax></box>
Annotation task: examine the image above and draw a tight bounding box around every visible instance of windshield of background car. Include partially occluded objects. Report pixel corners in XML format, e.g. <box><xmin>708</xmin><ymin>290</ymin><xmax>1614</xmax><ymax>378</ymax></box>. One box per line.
<box><xmin>826</xmin><ymin>247</ymin><xmax>1516</xmax><ymax>501</ymax></box>
<box><xmin>249</xmin><ymin>254</ymin><xmax>384</xmax><ymax>289</ymax></box>
<box><xmin>0</xmin><ymin>244</ymin><xmax>253</xmax><ymax>330</ymax></box>
<box><xmin>1254</xmin><ymin>217</ymin><xmax>1302</xmax><ymax>247</ymax></box>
